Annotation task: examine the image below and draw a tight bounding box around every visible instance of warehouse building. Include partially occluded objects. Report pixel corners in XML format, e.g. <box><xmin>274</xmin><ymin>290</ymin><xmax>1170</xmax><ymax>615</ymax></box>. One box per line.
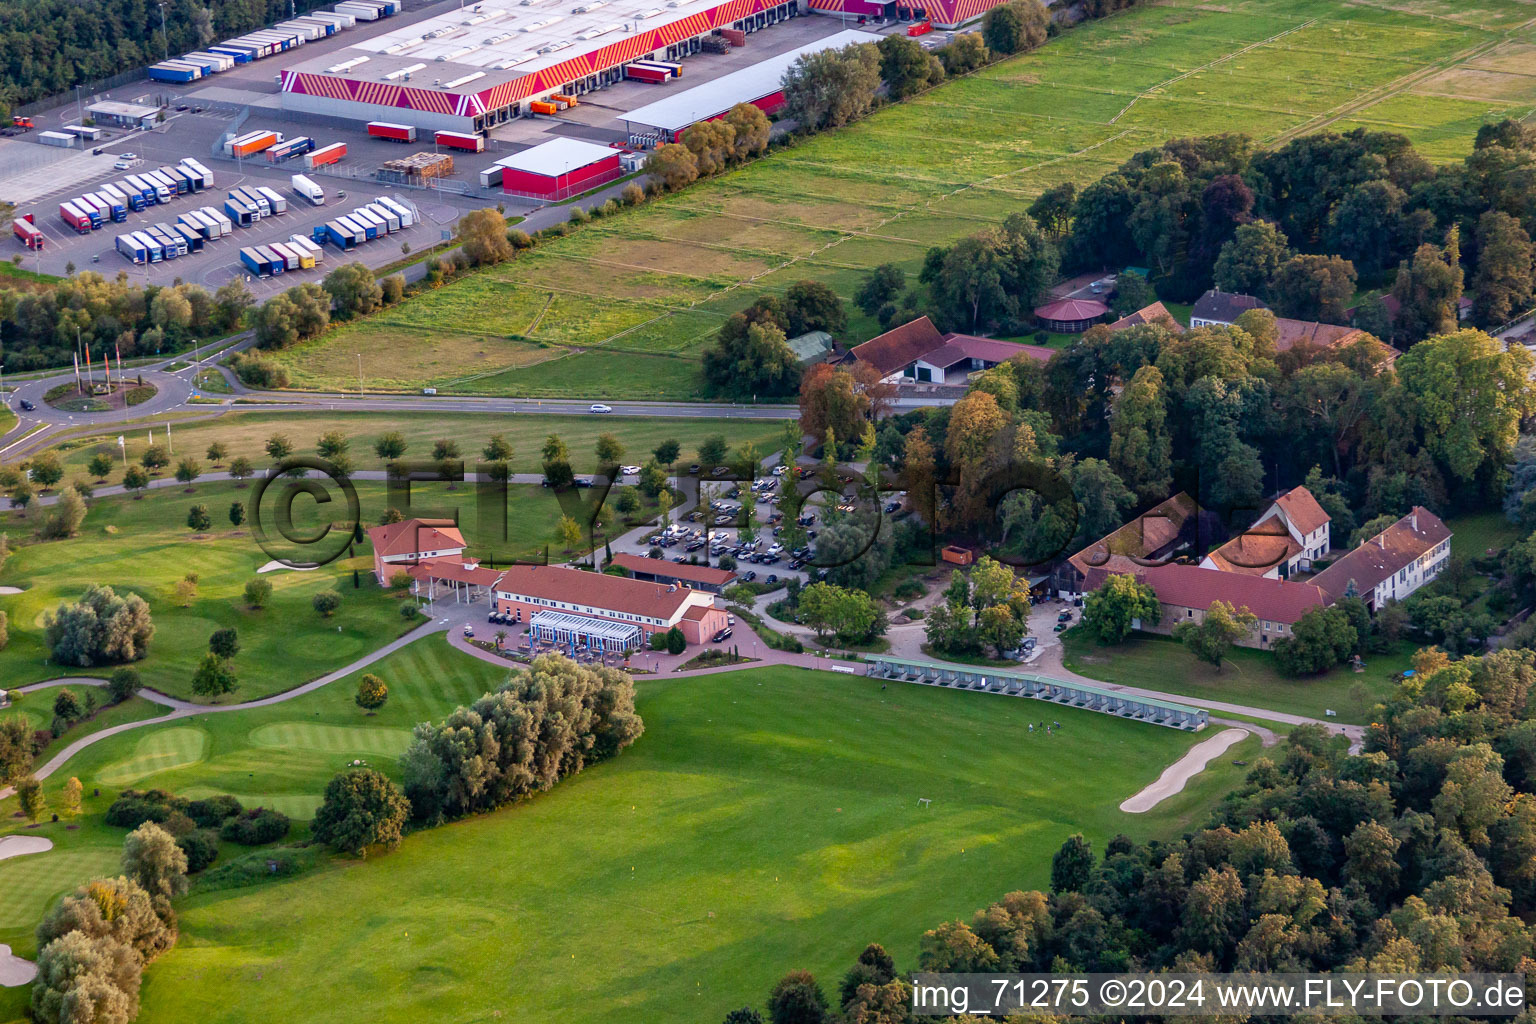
<box><xmin>620</xmin><ymin>28</ymin><xmax>879</xmax><ymax>140</ymax></box>
<box><xmin>499</xmin><ymin>137</ymin><xmax>623</xmax><ymax>200</ymax></box>
<box><xmin>280</xmin><ymin>0</ymin><xmax>813</xmax><ymax>134</ymax></box>
<box><xmin>86</xmin><ymin>101</ymin><xmax>161</xmax><ymax>129</ymax></box>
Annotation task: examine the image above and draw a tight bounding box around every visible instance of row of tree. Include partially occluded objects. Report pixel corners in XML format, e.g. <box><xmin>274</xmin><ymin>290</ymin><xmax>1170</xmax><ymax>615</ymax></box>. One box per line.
<box><xmin>702</xmin><ymin>282</ymin><xmax>848</xmax><ymax>399</ymax></box>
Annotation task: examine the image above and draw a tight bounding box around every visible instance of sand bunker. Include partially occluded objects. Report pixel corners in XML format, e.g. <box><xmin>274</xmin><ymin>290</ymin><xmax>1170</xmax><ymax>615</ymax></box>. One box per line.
<box><xmin>0</xmin><ymin>586</ymin><xmax>23</xmax><ymax>595</ymax></box>
<box><xmin>0</xmin><ymin>944</ymin><xmax>36</xmax><ymax>987</ymax></box>
<box><xmin>1120</xmin><ymin>728</ymin><xmax>1248</xmax><ymax>813</ymax></box>
<box><xmin>0</xmin><ymin>835</ymin><xmax>52</xmax><ymax>861</ymax></box>
<box><xmin>257</xmin><ymin>561</ymin><xmax>319</xmax><ymax>574</ymax></box>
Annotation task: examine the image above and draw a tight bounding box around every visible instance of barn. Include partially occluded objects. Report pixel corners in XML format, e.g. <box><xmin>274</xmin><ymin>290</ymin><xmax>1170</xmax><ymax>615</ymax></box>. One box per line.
<box><xmin>500</xmin><ymin>138</ymin><xmax>623</xmax><ymax>201</ymax></box>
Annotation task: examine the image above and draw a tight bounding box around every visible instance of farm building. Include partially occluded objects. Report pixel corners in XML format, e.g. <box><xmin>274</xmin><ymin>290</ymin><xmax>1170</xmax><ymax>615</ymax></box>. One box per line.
<box><xmin>620</xmin><ymin>28</ymin><xmax>880</xmax><ymax>140</ymax></box>
<box><xmin>1033</xmin><ymin>297</ymin><xmax>1108</xmax><ymax>332</ymax></box>
<box><xmin>499</xmin><ymin>137</ymin><xmax>622</xmax><ymax>200</ymax></box>
<box><xmin>279</xmin><ymin>0</ymin><xmax>818</xmax><ymax>134</ymax></box>
<box><xmin>843</xmin><ymin>316</ymin><xmax>1053</xmax><ymax>385</ymax></box>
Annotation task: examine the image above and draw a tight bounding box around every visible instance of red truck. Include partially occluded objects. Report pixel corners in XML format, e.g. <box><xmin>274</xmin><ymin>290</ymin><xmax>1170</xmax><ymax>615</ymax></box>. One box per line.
<box><xmin>306</xmin><ymin>142</ymin><xmax>347</xmax><ymax>168</ymax></box>
<box><xmin>367</xmin><ymin>122</ymin><xmax>417</xmax><ymax>143</ymax></box>
<box><xmin>624</xmin><ymin>63</ymin><xmax>670</xmax><ymax>84</ymax></box>
<box><xmin>906</xmin><ymin>19</ymin><xmax>932</xmax><ymax>35</ymax></box>
<box><xmin>58</xmin><ymin>201</ymin><xmax>93</xmax><ymax>234</ymax></box>
<box><xmin>434</xmin><ymin>130</ymin><xmax>484</xmax><ymax>152</ymax></box>
<box><xmin>13</xmin><ymin>214</ymin><xmax>44</xmax><ymax>249</ymax></box>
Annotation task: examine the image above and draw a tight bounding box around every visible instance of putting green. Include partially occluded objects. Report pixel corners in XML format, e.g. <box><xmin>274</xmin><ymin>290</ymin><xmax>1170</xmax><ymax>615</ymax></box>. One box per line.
<box><xmin>248</xmin><ymin>722</ymin><xmax>414</xmax><ymax>757</ymax></box>
<box><xmin>97</xmin><ymin>727</ymin><xmax>208</xmax><ymax>786</ymax></box>
<box><xmin>0</xmin><ymin>845</ymin><xmax>123</xmax><ymax>931</ymax></box>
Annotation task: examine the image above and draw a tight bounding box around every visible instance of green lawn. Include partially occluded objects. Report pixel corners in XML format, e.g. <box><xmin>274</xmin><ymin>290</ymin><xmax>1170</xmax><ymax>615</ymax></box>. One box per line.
<box><xmin>0</xmin><ymin>477</ymin><xmax>599</xmax><ymax>702</ymax></box>
<box><xmin>0</xmin><ymin>404</ymin><xmax>16</xmax><ymax>437</ymax></box>
<box><xmin>1</xmin><ymin>642</ymin><xmax>1248</xmax><ymax>1024</ymax></box>
<box><xmin>5</xmin><ymin>683</ymin><xmax>173</xmax><ymax>764</ymax></box>
<box><xmin>41</xmin><ymin>410</ymin><xmax>788</xmax><ymax>493</ymax></box>
<box><xmin>1447</xmin><ymin>510</ymin><xmax>1523</xmax><ymax>560</ymax></box>
<box><xmin>1062</xmin><ymin>629</ymin><xmax>1414</xmax><ymax>724</ymax></box>
<box><xmin>262</xmin><ymin>0</ymin><xmax>1529</xmax><ymax>396</ymax></box>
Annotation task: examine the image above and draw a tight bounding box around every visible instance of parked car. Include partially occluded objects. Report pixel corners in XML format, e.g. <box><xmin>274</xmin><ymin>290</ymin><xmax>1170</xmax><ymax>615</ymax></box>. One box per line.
<box><xmin>712</xmin><ymin>627</ymin><xmax>733</xmax><ymax>643</ymax></box>
<box><xmin>742</xmin><ymin>571</ymin><xmax>757</xmax><ymax>582</ymax></box>
<box><xmin>589</xmin><ymin>403</ymin><xmax>612</xmax><ymax>413</ymax></box>
<box><xmin>463</xmin><ymin>625</ymin><xmax>475</xmax><ymax>637</ymax></box>
<box><xmin>713</xmin><ymin>466</ymin><xmax>731</xmax><ymax>476</ymax></box>
<box><xmin>884</xmin><ymin>501</ymin><xmax>902</xmax><ymax>513</ymax></box>
<box><xmin>688</xmin><ymin>464</ymin><xmax>700</xmax><ymax>474</ymax></box>
<box><xmin>766</xmin><ymin>574</ymin><xmax>778</xmax><ymax>584</ymax></box>
<box><xmin>620</xmin><ymin>464</ymin><xmax>641</xmax><ymax>476</ymax></box>
<box><xmin>1057</xmin><ymin>610</ymin><xmax>1073</xmax><ymax>623</ymax></box>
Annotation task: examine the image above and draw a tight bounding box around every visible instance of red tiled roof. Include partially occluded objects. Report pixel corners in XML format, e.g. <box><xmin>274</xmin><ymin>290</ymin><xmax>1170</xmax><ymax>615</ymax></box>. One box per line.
<box><xmin>847</xmin><ymin>316</ymin><xmax>946</xmax><ymax>376</ymax></box>
<box><xmin>1273</xmin><ymin>317</ymin><xmax>1366</xmax><ymax>353</ymax></box>
<box><xmin>1067</xmin><ymin>493</ymin><xmax>1200</xmax><ymax>578</ymax></box>
<box><xmin>610</xmin><ymin>552</ymin><xmax>736</xmax><ymax>587</ymax></box>
<box><xmin>368</xmin><ymin>518</ymin><xmax>465</xmax><ymax>558</ymax></box>
<box><xmin>496</xmin><ymin>564</ymin><xmax>697</xmax><ymax>619</ymax></box>
<box><xmin>1273</xmin><ymin>486</ymin><xmax>1330</xmax><ymax>536</ymax></box>
<box><xmin>1035</xmin><ymin>298</ymin><xmax>1108</xmax><ymax>321</ymax></box>
<box><xmin>682</xmin><ymin>605</ymin><xmax>714</xmax><ymax>621</ymax></box>
<box><xmin>1088</xmin><ymin>563</ymin><xmax>1325</xmax><ymax>625</ymax></box>
<box><xmin>1310</xmin><ymin>507</ymin><xmax>1452</xmax><ymax>602</ymax></box>
<box><xmin>926</xmin><ymin>334</ymin><xmax>1055</xmax><ymax>368</ymax></box>
<box><xmin>408</xmin><ymin>558</ymin><xmax>504</xmax><ymax>587</ymax></box>
<box><xmin>1204</xmin><ymin>519</ymin><xmax>1300</xmax><ymax>576</ymax></box>
<box><xmin>1107</xmin><ymin>301</ymin><xmax>1185</xmax><ymax>334</ymax></box>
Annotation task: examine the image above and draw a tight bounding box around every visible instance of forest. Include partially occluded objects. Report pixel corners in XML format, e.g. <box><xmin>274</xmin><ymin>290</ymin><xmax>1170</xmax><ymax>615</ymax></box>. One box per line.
<box><xmin>0</xmin><ymin>0</ymin><xmax>329</xmax><ymax>111</ymax></box>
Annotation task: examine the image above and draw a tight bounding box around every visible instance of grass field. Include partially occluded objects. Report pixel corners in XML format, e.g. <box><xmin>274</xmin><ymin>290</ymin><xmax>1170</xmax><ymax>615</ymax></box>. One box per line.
<box><xmin>266</xmin><ymin>0</ymin><xmax>1536</xmax><ymax>397</ymax></box>
<box><xmin>0</xmin><ymin>640</ymin><xmax>1255</xmax><ymax>1024</ymax></box>
<box><xmin>39</xmin><ymin>410</ymin><xmax>788</xmax><ymax>493</ymax></box>
<box><xmin>0</xmin><ymin>478</ymin><xmax>600</xmax><ymax>701</ymax></box>
<box><xmin>1062</xmin><ymin>629</ymin><xmax>1415</xmax><ymax>723</ymax></box>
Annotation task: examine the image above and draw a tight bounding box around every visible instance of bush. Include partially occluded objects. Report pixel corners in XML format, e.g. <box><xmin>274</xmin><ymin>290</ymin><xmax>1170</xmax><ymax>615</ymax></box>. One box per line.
<box><xmin>176</xmin><ymin>828</ymin><xmax>221</xmax><ymax>872</ymax></box>
<box><xmin>507</xmin><ymin>228</ymin><xmax>532</xmax><ymax>249</ymax></box>
<box><xmin>220</xmin><ymin>807</ymin><xmax>291</xmax><ymax>846</ymax></box>
<box><xmin>107</xmin><ymin>668</ymin><xmax>140</xmax><ymax>704</ymax></box>
<box><xmin>228</xmin><ymin>352</ymin><xmax>290</xmax><ymax>389</ymax></box>
<box><xmin>312</xmin><ymin>590</ymin><xmax>342</xmax><ymax>617</ymax></box>
<box><xmin>105</xmin><ymin>788</ymin><xmax>188</xmax><ymax>829</ymax></box>
<box><xmin>186</xmin><ymin>794</ymin><xmax>243</xmax><ymax>829</ymax></box>
<box><xmin>243</xmin><ymin>577</ymin><xmax>272</xmax><ymax>609</ymax></box>
<box><xmin>401</xmin><ymin>601</ymin><xmax>421</xmax><ymax>620</ymax></box>
<box><xmin>621</xmin><ymin>183</ymin><xmax>645</xmax><ymax>206</ymax></box>
<box><xmin>43</xmin><ymin>583</ymin><xmax>154</xmax><ymax>667</ymax></box>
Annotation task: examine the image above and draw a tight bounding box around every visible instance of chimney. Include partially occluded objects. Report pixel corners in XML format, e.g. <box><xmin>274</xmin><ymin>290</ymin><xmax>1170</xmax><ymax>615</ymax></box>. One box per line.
<box><xmin>1411</xmin><ymin>512</ymin><xmax>1419</xmax><ymax>532</ymax></box>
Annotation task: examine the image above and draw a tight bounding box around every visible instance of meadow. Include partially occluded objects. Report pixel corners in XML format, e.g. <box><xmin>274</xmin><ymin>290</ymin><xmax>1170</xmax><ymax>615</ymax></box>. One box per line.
<box><xmin>267</xmin><ymin>0</ymin><xmax>1536</xmax><ymax>397</ymax></box>
<box><xmin>38</xmin><ymin>410</ymin><xmax>788</xmax><ymax>492</ymax></box>
<box><xmin>0</xmin><ymin>476</ymin><xmax>625</xmax><ymax>701</ymax></box>
<box><xmin>0</xmin><ymin>642</ymin><xmax>1258</xmax><ymax>1024</ymax></box>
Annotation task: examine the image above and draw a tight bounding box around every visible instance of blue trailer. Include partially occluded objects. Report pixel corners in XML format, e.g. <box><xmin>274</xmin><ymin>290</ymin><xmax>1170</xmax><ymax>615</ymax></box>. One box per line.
<box><xmin>108</xmin><ymin>182</ymin><xmax>147</xmax><ymax>212</ymax></box>
<box><xmin>319</xmin><ymin>220</ymin><xmax>357</xmax><ymax>251</ymax></box>
<box><xmin>267</xmin><ymin>136</ymin><xmax>315</xmax><ymax>162</ymax></box>
<box><xmin>89</xmin><ymin>192</ymin><xmax>128</xmax><ymax>222</ymax></box>
<box><xmin>224</xmin><ymin>197</ymin><xmax>255</xmax><ymax>227</ymax></box>
<box><xmin>157</xmin><ymin>166</ymin><xmax>192</xmax><ymax>195</ymax></box>
<box><xmin>148</xmin><ymin>61</ymin><xmax>200</xmax><ymax>83</ymax></box>
<box><xmin>174</xmin><ymin>224</ymin><xmax>205</xmax><ymax>253</ymax></box>
<box><xmin>176</xmin><ymin>161</ymin><xmax>209</xmax><ymax>191</ymax></box>
<box><xmin>123</xmin><ymin>175</ymin><xmax>157</xmax><ymax>205</ymax></box>
<box><xmin>209</xmin><ymin>45</ymin><xmax>255</xmax><ymax>63</ymax></box>
<box><xmin>240</xmin><ymin>246</ymin><xmax>277</xmax><ymax>276</ymax></box>
<box><xmin>132</xmin><ymin>231</ymin><xmax>165</xmax><ymax>263</ymax></box>
<box><xmin>115</xmin><ymin>233</ymin><xmax>148</xmax><ymax>264</ymax></box>
<box><xmin>140</xmin><ymin>172</ymin><xmax>173</xmax><ymax>203</ymax></box>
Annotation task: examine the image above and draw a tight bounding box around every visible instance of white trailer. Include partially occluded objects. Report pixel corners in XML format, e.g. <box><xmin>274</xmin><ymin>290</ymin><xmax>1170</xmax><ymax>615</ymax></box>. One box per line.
<box><xmin>374</xmin><ymin>195</ymin><xmax>416</xmax><ymax>229</ymax></box>
<box><xmin>255</xmin><ymin>185</ymin><xmax>289</xmax><ymax>214</ymax></box>
<box><xmin>291</xmin><ymin>174</ymin><xmax>325</xmax><ymax>205</ymax></box>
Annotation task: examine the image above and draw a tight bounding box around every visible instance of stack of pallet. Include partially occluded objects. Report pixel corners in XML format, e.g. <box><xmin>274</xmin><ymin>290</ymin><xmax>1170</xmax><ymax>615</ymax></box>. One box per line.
<box><xmin>380</xmin><ymin>152</ymin><xmax>454</xmax><ymax>178</ymax></box>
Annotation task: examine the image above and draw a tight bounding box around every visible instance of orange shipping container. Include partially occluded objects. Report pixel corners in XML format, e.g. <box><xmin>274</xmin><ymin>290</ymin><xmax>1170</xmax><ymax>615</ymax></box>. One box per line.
<box><xmin>551</xmin><ymin>93</ymin><xmax>579</xmax><ymax>107</ymax></box>
<box><xmin>529</xmin><ymin>100</ymin><xmax>558</xmax><ymax>115</ymax></box>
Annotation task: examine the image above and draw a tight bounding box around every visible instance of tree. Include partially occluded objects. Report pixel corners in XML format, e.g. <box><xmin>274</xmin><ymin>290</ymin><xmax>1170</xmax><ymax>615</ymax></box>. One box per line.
<box><xmin>1472</xmin><ymin>210</ymin><xmax>1534</xmax><ymax>327</ymax></box>
<box><xmin>122</xmin><ymin>821</ymin><xmax>188</xmax><ymax>900</ymax></box>
<box><xmin>227</xmin><ymin>457</ymin><xmax>253</xmax><ymax>485</ymax></box>
<box><xmin>645</xmin><ymin>143</ymin><xmax>699</xmax><ymax>192</ymax></box>
<box><xmin>316</xmin><ymin>431</ymin><xmax>349</xmax><ymax>462</ymax></box>
<box><xmin>595</xmin><ymin>432</ymin><xmax>624</xmax><ymax>465</ymax></box>
<box><xmin>785</xmin><ymin>280</ymin><xmax>847</xmax><ymax>337</ymax></box>
<box><xmin>38</xmin><ymin>485</ymin><xmax>87</xmax><ymax>540</ymax></box>
<box><xmin>243</xmin><ymin>578</ymin><xmax>272</xmax><ymax>609</ymax></box>
<box><xmin>1029</xmin><ymin>182</ymin><xmax>1077</xmax><ymax>241</ymax></box>
<box><xmin>9</xmin><ymin>479</ymin><xmax>33</xmax><ymax>513</ymax></box>
<box><xmin>208</xmin><ymin>627</ymin><xmax>239</xmax><ymax>660</ymax></box>
<box><xmin>173</xmin><ymin>457</ymin><xmax>201</xmax><ymax>490</ymax></box>
<box><xmin>254</xmin><ymin>291</ymin><xmax>301</xmax><ymax>349</ymax></box>
<box><xmin>454</xmin><ymin>209</ymin><xmax>514</xmax><ymax>266</ymax></box>
<box><xmin>44</xmin><ymin>584</ymin><xmax>154</xmax><ymax>666</ymax></box>
<box><xmin>1270</xmin><ymin>253</ymin><xmax>1357</xmax><ymax>322</ymax></box>
<box><xmin>375</xmin><ymin>431</ymin><xmax>408</xmax><ymax>460</ymax></box>
<box><xmin>87</xmin><ymin>453</ymin><xmax>114</xmax><ymax>480</ymax></box>
<box><xmin>356</xmin><ymin>673</ymin><xmax>388</xmax><ymax>710</ymax></box>
<box><xmin>1392</xmin><ymin>229</ymin><xmax>1464</xmax><ymax>345</ymax></box>
<box><xmin>205</xmin><ymin>441</ymin><xmax>228</xmax><ymax>464</ymax></box>
<box><xmin>699</xmin><ymin>435</ymin><xmax>730</xmax><ymax>467</ymax></box>
<box><xmin>855</xmin><ymin>264</ymin><xmax>906</xmax><ymax>317</ymax></box>
<box><xmin>1273</xmin><ymin>605</ymin><xmax>1358</xmax><ymax>675</ymax></box>
<box><xmin>0</xmin><ymin>719</ymin><xmax>31</xmax><ymax>786</ymax></box>
<box><xmin>653</xmin><ymin>439</ymin><xmax>681</xmax><ymax>466</ymax></box>
<box><xmin>923</xmin><ymin>213</ymin><xmax>1058</xmax><ymax>330</ymax></box>
<box><xmin>214</xmin><ymin>278</ymin><xmax>255</xmax><ymax>330</ymax></box>
<box><xmin>140</xmin><ymin>444</ymin><xmax>169</xmax><ymax>472</ymax></box>
<box><xmin>681</xmin><ymin>118</ymin><xmax>736</xmax><ymax>176</ymax></box>
<box><xmin>108</xmin><ymin>668</ymin><xmax>140</xmax><ymax>704</ymax></box>
<box><xmin>876</xmin><ymin>33</ymin><xmax>944</xmax><ymax>100</ymax></box>
<box><xmin>190</xmin><ymin>652</ymin><xmax>237</xmax><ymax>696</ymax></box>
<box><xmin>767</xmin><ymin>969</ymin><xmax>829</xmax><ymax>1024</ymax></box>
<box><xmin>29</xmin><ymin>452</ymin><xmax>63</xmax><ymax>491</ymax></box>
<box><xmin>782</xmin><ymin>42</ymin><xmax>882</xmax><ymax>131</ymax></box>
<box><xmin>977</xmin><ymin>603</ymin><xmax>1026</xmax><ymax>658</ymax></box>
<box><xmin>312</xmin><ymin>590</ymin><xmax>342</xmax><ymax>617</ymax></box>
<box><xmin>186</xmin><ymin>503</ymin><xmax>211</xmax><ymax>532</ymax></box>
<box><xmin>981</xmin><ymin>0</ymin><xmax>1048</xmax><ymax>55</ymax></box>
<box><xmin>724</xmin><ymin>1009</ymin><xmax>766</xmax><ymax>1024</ymax></box>
<box><xmin>703</xmin><ymin>317</ymin><xmax>801</xmax><ymax>400</ymax></box>
<box><xmin>638</xmin><ymin>460</ymin><xmax>668</xmax><ymax>498</ymax></box>
<box><xmin>60</xmin><ymin>776</ymin><xmax>83</xmax><ymax>817</ymax></box>
<box><xmin>1083</xmin><ymin>573</ymin><xmax>1160</xmax><ymax>644</ymax></box>
<box><xmin>1173</xmin><ymin>600</ymin><xmax>1257</xmax><ymax>670</ymax></box>
<box><xmin>264</xmin><ymin>434</ymin><xmax>293</xmax><ymax>461</ymax></box>
<box><xmin>1396</xmin><ymin>329</ymin><xmax>1535</xmax><ymax>484</ymax></box>
<box><xmin>557</xmin><ymin>514</ymin><xmax>583</xmax><ymax>551</ymax></box>
<box><xmin>723</xmin><ymin>102</ymin><xmax>771</xmax><ymax>161</ymax></box>
<box><xmin>322</xmin><ymin>262</ymin><xmax>385</xmax><ymax>320</ymax></box>
<box><xmin>311</xmin><ymin>767</ymin><xmax>410</xmax><ymax>856</ymax></box>
<box><xmin>53</xmin><ymin>688</ymin><xmax>84</xmax><ymax>722</ymax></box>
<box><xmin>1051</xmin><ymin>833</ymin><xmax>1094</xmax><ymax>892</ymax></box>
<box><xmin>482</xmin><ymin>434</ymin><xmax>514</xmax><ymax>463</ymax></box>
<box><xmin>1214</xmin><ymin>220</ymin><xmax>1290</xmax><ymax>296</ymax></box>
<box><xmin>30</xmin><ymin>930</ymin><xmax>141</xmax><ymax>1024</ymax></box>
<box><xmin>122</xmin><ymin>466</ymin><xmax>150</xmax><ymax>497</ymax></box>
<box><xmin>228</xmin><ymin>501</ymin><xmax>245</xmax><ymax>527</ymax></box>
<box><xmin>937</xmin><ymin>32</ymin><xmax>990</xmax><ymax>75</ymax></box>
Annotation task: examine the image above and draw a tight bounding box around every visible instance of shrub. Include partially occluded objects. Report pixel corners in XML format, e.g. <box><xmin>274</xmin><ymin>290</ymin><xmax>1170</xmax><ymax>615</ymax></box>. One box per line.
<box><xmin>243</xmin><ymin>577</ymin><xmax>272</xmax><ymax>609</ymax></box>
<box><xmin>176</xmin><ymin>828</ymin><xmax>221</xmax><ymax>872</ymax></box>
<box><xmin>228</xmin><ymin>352</ymin><xmax>290</xmax><ymax>389</ymax></box>
<box><xmin>220</xmin><ymin>807</ymin><xmax>291</xmax><ymax>846</ymax></box>
<box><xmin>312</xmin><ymin>590</ymin><xmax>342</xmax><ymax>617</ymax></box>
<box><xmin>186</xmin><ymin>794</ymin><xmax>243</xmax><ymax>829</ymax></box>
<box><xmin>621</xmin><ymin>182</ymin><xmax>644</xmax><ymax>206</ymax></box>
<box><xmin>105</xmin><ymin>788</ymin><xmax>188</xmax><ymax>829</ymax></box>
<box><xmin>400</xmin><ymin>601</ymin><xmax>420</xmax><ymax>620</ymax></box>
<box><xmin>507</xmin><ymin>228</ymin><xmax>532</xmax><ymax>249</ymax></box>
<box><xmin>311</xmin><ymin>768</ymin><xmax>410</xmax><ymax>855</ymax></box>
